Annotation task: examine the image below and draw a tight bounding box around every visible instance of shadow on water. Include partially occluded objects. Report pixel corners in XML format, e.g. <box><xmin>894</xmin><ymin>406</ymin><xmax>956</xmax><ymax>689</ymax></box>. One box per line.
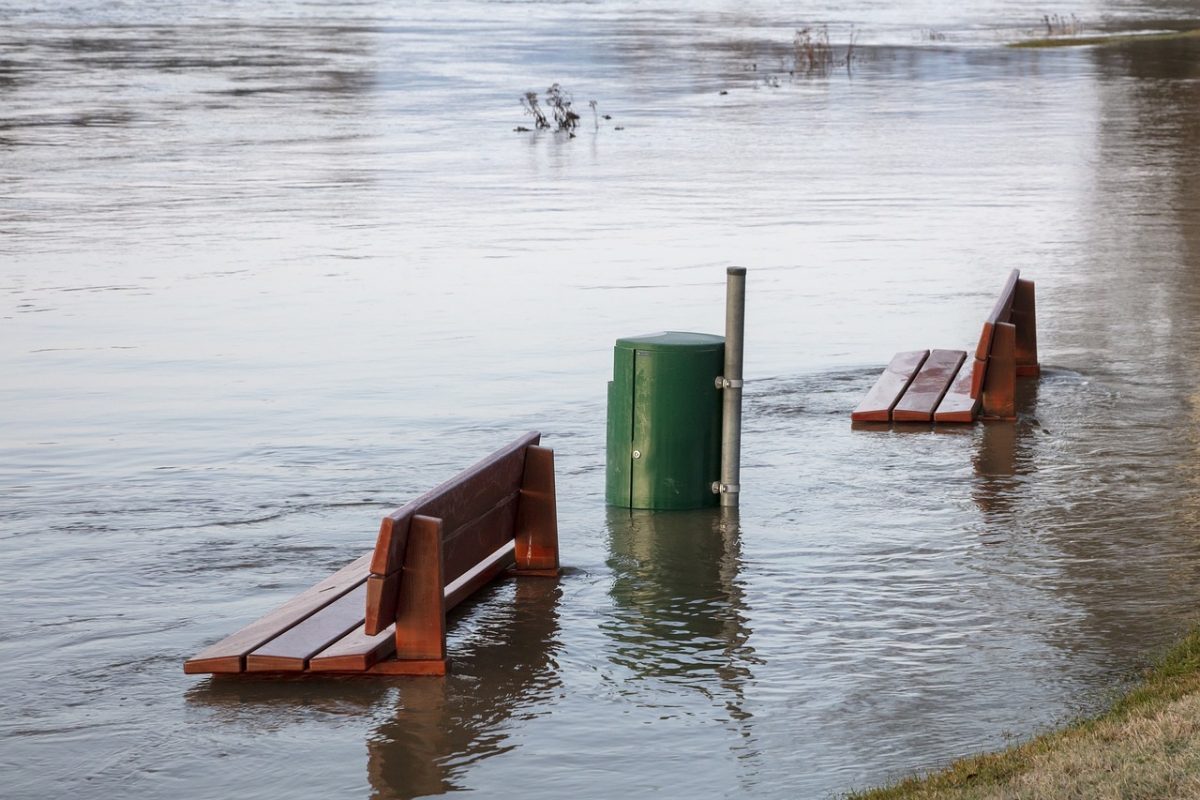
<box><xmin>183</xmin><ymin>671</ymin><xmax>392</xmax><ymax>720</ymax></box>
<box><xmin>603</xmin><ymin>507</ymin><xmax>757</xmax><ymax>725</ymax></box>
<box><xmin>184</xmin><ymin>576</ymin><xmax>563</xmax><ymax>800</ymax></box>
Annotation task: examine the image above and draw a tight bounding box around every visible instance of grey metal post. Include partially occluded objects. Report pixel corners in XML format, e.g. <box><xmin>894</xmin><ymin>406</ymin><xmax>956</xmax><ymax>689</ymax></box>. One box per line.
<box><xmin>719</xmin><ymin>267</ymin><xmax>746</xmax><ymax>508</ymax></box>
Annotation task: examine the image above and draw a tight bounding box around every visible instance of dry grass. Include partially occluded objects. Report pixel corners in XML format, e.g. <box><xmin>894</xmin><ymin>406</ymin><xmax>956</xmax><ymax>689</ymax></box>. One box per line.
<box><xmin>847</xmin><ymin>628</ymin><xmax>1200</xmax><ymax>799</ymax></box>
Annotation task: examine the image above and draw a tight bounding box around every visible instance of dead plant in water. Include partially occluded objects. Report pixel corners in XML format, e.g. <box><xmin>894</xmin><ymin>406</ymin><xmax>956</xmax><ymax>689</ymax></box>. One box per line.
<box><xmin>793</xmin><ymin>24</ymin><xmax>859</xmax><ymax>76</ymax></box>
<box><xmin>518</xmin><ymin>83</ymin><xmax>585</xmax><ymax>135</ymax></box>
<box><xmin>1043</xmin><ymin>13</ymin><xmax>1082</xmax><ymax>36</ymax></box>
<box><xmin>844</xmin><ymin>25</ymin><xmax>859</xmax><ymax>74</ymax></box>
<box><xmin>545</xmin><ymin>83</ymin><xmax>579</xmax><ymax>132</ymax></box>
<box><xmin>794</xmin><ymin>25</ymin><xmax>834</xmax><ymax>73</ymax></box>
<box><xmin>520</xmin><ymin>91</ymin><xmax>548</xmax><ymax>130</ymax></box>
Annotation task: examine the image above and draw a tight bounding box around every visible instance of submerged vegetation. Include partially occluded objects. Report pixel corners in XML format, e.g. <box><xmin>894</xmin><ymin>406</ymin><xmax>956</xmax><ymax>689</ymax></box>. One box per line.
<box><xmin>846</xmin><ymin>627</ymin><xmax>1200</xmax><ymax>799</ymax></box>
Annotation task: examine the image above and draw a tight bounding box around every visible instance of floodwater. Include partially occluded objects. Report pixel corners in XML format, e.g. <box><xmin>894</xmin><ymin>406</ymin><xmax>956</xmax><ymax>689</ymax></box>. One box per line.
<box><xmin>3</xmin><ymin>1</ymin><xmax>1200</xmax><ymax>797</ymax></box>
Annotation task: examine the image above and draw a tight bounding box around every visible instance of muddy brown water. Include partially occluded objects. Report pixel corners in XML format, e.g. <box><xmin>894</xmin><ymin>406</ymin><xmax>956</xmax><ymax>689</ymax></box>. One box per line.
<box><xmin>3</xmin><ymin>1</ymin><xmax>1200</xmax><ymax>798</ymax></box>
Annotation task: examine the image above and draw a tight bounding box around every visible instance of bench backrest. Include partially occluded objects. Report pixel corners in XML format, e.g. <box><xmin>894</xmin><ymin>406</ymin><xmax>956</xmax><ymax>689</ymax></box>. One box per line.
<box><xmin>970</xmin><ymin>268</ymin><xmax>1020</xmax><ymax>398</ymax></box>
<box><xmin>370</xmin><ymin>431</ymin><xmax>539</xmax><ymax>584</ymax></box>
<box><xmin>364</xmin><ymin>431</ymin><xmax>552</xmax><ymax>636</ymax></box>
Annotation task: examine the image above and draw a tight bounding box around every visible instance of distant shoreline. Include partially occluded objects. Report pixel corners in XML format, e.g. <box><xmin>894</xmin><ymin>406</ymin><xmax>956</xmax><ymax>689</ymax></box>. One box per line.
<box><xmin>1010</xmin><ymin>28</ymin><xmax>1200</xmax><ymax>48</ymax></box>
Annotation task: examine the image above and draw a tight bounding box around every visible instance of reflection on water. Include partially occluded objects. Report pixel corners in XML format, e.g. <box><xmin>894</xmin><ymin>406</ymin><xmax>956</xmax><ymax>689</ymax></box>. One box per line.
<box><xmin>971</xmin><ymin>379</ymin><xmax>1040</xmax><ymax>515</ymax></box>
<box><xmin>6</xmin><ymin>1</ymin><xmax>1200</xmax><ymax>798</ymax></box>
<box><xmin>185</xmin><ymin>674</ymin><xmax>392</xmax><ymax>727</ymax></box>
<box><xmin>183</xmin><ymin>577</ymin><xmax>562</xmax><ymax>800</ymax></box>
<box><xmin>367</xmin><ymin>579</ymin><xmax>563</xmax><ymax>799</ymax></box>
<box><xmin>605</xmin><ymin>508</ymin><xmax>756</xmax><ymax>720</ymax></box>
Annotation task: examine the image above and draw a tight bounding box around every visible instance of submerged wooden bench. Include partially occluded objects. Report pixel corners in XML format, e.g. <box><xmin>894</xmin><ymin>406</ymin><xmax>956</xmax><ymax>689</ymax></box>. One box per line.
<box><xmin>852</xmin><ymin>269</ymin><xmax>1039</xmax><ymax>424</ymax></box>
<box><xmin>184</xmin><ymin>432</ymin><xmax>559</xmax><ymax>677</ymax></box>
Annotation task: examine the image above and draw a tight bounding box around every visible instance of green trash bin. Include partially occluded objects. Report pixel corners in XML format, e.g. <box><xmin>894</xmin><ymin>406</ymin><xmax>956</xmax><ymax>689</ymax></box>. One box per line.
<box><xmin>606</xmin><ymin>331</ymin><xmax>725</xmax><ymax>510</ymax></box>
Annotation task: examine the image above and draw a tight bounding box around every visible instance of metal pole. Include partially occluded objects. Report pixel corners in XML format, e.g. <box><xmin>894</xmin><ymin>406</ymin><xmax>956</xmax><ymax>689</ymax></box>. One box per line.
<box><xmin>720</xmin><ymin>267</ymin><xmax>745</xmax><ymax>508</ymax></box>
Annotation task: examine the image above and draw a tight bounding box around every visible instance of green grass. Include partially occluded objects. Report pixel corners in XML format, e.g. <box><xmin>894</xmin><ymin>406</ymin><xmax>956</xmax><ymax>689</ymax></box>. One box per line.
<box><xmin>846</xmin><ymin>627</ymin><xmax>1200</xmax><ymax>799</ymax></box>
<box><xmin>1009</xmin><ymin>28</ymin><xmax>1200</xmax><ymax>48</ymax></box>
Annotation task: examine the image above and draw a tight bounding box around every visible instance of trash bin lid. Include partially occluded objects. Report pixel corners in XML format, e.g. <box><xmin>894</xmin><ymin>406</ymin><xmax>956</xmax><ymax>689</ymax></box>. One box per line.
<box><xmin>614</xmin><ymin>331</ymin><xmax>725</xmax><ymax>353</ymax></box>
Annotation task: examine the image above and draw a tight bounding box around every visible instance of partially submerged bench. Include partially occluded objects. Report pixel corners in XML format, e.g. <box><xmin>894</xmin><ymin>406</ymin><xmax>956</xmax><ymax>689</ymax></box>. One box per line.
<box><xmin>852</xmin><ymin>269</ymin><xmax>1039</xmax><ymax>424</ymax></box>
<box><xmin>184</xmin><ymin>432</ymin><xmax>559</xmax><ymax>677</ymax></box>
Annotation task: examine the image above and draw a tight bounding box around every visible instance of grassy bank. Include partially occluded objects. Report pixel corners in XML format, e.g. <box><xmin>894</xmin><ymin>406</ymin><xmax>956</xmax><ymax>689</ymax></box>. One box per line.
<box><xmin>847</xmin><ymin>627</ymin><xmax>1200</xmax><ymax>799</ymax></box>
<box><xmin>1009</xmin><ymin>28</ymin><xmax>1200</xmax><ymax>48</ymax></box>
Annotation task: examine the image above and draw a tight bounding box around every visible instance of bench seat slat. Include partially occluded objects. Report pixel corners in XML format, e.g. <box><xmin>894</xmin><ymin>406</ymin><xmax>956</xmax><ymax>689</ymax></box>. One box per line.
<box><xmin>308</xmin><ymin>623</ymin><xmax>396</xmax><ymax>672</ymax></box>
<box><xmin>934</xmin><ymin>358</ymin><xmax>981</xmax><ymax>423</ymax></box>
<box><xmin>851</xmin><ymin>350</ymin><xmax>929</xmax><ymax>422</ymax></box>
<box><xmin>183</xmin><ymin>552</ymin><xmax>372</xmax><ymax>674</ymax></box>
<box><xmin>245</xmin><ymin>583</ymin><xmax>370</xmax><ymax>672</ymax></box>
<box><xmin>892</xmin><ymin>350</ymin><xmax>966</xmax><ymax>422</ymax></box>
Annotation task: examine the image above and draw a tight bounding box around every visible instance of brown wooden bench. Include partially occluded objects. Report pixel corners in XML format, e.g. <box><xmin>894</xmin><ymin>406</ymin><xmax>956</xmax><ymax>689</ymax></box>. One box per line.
<box><xmin>851</xmin><ymin>270</ymin><xmax>1039</xmax><ymax>424</ymax></box>
<box><xmin>184</xmin><ymin>432</ymin><xmax>559</xmax><ymax>677</ymax></box>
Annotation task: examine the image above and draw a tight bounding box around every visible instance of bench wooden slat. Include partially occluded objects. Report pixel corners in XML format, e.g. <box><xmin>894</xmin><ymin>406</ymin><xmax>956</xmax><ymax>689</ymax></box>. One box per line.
<box><xmin>244</xmin><ymin>583</ymin><xmax>370</xmax><ymax>672</ymax></box>
<box><xmin>308</xmin><ymin>623</ymin><xmax>396</xmax><ymax>672</ymax></box>
<box><xmin>369</xmin><ymin>432</ymin><xmax>540</xmax><ymax>577</ymax></box>
<box><xmin>443</xmin><ymin>490</ymin><xmax>520</xmax><ymax>586</ymax></box>
<box><xmin>988</xmin><ymin>268</ymin><xmax>1020</xmax><ymax>320</ymax></box>
<box><xmin>933</xmin><ymin>357</ymin><xmax>981</xmax><ymax>423</ymax></box>
<box><xmin>183</xmin><ymin>552</ymin><xmax>372</xmax><ymax>674</ymax></box>
<box><xmin>851</xmin><ymin>350</ymin><xmax>929</xmax><ymax>422</ymax></box>
<box><xmin>892</xmin><ymin>349</ymin><xmax>966</xmax><ymax>422</ymax></box>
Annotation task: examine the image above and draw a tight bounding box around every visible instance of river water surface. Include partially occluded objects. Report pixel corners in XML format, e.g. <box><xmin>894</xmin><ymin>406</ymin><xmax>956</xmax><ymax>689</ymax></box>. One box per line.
<box><xmin>4</xmin><ymin>1</ymin><xmax>1200</xmax><ymax>798</ymax></box>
